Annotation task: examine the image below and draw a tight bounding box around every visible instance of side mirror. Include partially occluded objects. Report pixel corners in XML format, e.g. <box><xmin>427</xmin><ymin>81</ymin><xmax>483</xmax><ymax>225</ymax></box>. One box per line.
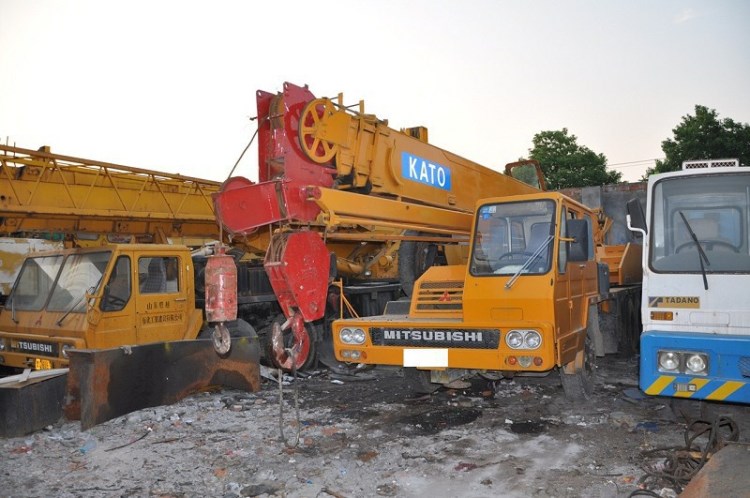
<box><xmin>626</xmin><ymin>198</ymin><xmax>647</xmax><ymax>234</ymax></box>
<box><xmin>567</xmin><ymin>219</ymin><xmax>589</xmax><ymax>262</ymax></box>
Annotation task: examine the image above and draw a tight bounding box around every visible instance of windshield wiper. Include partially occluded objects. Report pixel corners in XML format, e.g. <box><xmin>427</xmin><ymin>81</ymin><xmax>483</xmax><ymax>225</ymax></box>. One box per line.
<box><xmin>505</xmin><ymin>235</ymin><xmax>554</xmax><ymax>290</ymax></box>
<box><xmin>56</xmin><ymin>278</ymin><xmax>102</xmax><ymax>326</ymax></box>
<box><xmin>679</xmin><ymin>211</ymin><xmax>710</xmax><ymax>290</ymax></box>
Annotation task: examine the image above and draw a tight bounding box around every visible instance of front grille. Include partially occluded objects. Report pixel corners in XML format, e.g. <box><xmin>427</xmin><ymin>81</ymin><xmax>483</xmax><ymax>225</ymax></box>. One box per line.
<box><xmin>739</xmin><ymin>357</ymin><xmax>750</xmax><ymax>378</ymax></box>
<box><xmin>414</xmin><ymin>280</ymin><xmax>463</xmax><ymax>312</ymax></box>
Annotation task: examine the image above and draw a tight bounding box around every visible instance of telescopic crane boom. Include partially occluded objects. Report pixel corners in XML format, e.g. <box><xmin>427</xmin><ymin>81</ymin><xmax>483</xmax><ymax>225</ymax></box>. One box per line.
<box><xmin>0</xmin><ymin>144</ymin><xmax>221</xmax><ymax>242</ymax></box>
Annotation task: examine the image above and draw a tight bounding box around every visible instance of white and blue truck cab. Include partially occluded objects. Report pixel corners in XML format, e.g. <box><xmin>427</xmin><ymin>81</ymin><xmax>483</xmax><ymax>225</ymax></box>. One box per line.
<box><xmin>628</xmin><ymin>159</ymin><xmax>750</xmax><ymax>403</ymax></box>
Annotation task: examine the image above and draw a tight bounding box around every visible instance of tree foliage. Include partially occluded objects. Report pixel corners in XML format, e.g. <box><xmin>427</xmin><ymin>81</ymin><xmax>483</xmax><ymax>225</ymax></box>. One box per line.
<box><xmin>647</xmin><ymin>105</ymin><xmax>750</xmax><ymax>176</ymax></box>
<box><xmin>528</xmin><ymin>128</ymin><xmax>622</xmax><ymax>190</ymax></box>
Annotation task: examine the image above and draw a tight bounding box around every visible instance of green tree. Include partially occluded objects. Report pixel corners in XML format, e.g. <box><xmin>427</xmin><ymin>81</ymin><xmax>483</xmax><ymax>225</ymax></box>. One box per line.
<box><xmin>646</xmin><ymin>105</ymin><xmax>750</xmax><ymax>176</ymax></box>
<box><xmin>528</xmin><ymin>128</ymin><xmax>622</xmax><ymax>190</ymax></box>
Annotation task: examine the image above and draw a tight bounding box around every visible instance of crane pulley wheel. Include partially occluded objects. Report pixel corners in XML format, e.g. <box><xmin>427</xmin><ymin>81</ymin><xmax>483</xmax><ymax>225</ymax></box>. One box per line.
<box><xmin>212</xmin><ymin>322</ymin><xmax>232</xmax><ymax>355</ymax></box>
<box><xmin>298</xmin><ymin>98</ymin><xmax>339</xmax><ymax>164</ymax></box>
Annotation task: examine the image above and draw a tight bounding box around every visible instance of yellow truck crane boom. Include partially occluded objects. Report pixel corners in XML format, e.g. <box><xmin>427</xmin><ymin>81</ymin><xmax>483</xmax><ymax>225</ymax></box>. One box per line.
<box><xmin>0</xmin><ymin>144</ymin><xmax>221</xmax><ymax>243</ymax></box>
<box><xmin>211</xmin><ymin>82</ymin><xmax>545</xmax><ymax>370</ymax></box>
<box><xmin>0</xmin><ymin>144</ymin><xmax>223</xmax><ymax>298</ymax></box>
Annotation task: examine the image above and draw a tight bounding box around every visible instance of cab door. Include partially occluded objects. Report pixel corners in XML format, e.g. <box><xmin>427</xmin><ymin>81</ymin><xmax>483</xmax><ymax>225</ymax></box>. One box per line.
<box><xmin>553</xmin><ymin>207</ymin><xmax>574</xmax><ymax>359</ymax></box>
<box><xmin>566</xmin><ymin>211</ymin><xmax>597</xmax><ymax>335</ymax></box>
<box><xmin>135</xmin><ymin>255</ymin><xmax>189</xmax><ymax>344</ymax></box>
<box><xmin>92</xmin><ymin>254</ymin><xmax>137</xmax><ymax>348</ymax></box>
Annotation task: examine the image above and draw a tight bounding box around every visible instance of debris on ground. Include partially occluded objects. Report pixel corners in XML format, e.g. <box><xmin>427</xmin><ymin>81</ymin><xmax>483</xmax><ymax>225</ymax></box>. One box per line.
<box><xmin>1</xmin><ymin>358</ymin><xmax>748</xmax><ymax>497</ymax></box>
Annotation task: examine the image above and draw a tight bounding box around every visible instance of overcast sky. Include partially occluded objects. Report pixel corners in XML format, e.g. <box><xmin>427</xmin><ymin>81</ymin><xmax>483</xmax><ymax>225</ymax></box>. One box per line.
<box><xmin>1</xmin><ymin>1</ymin><xmax>748</xmax><ymax>183</ymax></box>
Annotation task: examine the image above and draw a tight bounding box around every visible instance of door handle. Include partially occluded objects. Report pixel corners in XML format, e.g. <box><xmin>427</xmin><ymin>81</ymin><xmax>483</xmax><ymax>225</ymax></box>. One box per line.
<box><xmin>174</xmin><ymin>297</ymin><xmax>187</xmax><ymax>302</ymax></box>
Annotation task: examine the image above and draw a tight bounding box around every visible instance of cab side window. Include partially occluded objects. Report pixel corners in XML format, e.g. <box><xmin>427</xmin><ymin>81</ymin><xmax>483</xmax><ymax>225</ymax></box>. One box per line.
<box><xmin>139</xmin><ymin>257</ymin><xmax>179</xmax><ymax>294</ymax></box>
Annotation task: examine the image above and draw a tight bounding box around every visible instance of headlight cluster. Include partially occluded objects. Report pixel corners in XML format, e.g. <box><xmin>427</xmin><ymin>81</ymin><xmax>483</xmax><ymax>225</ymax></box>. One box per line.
<box><xmin>657</xmin><ymin>350</ymin><xmax>709</xmax><ymax>376</ymax></box>
<box><xmin>0</xmin><ymin>340</ymin><xmax>6</xmax><ymax>351</ymax></box>
<box><xmin>505</xmin><ymin>329</ymin><xmax>542</xmax><ymax>350</ymax></box>
<box><xmin>339</xmin><ymin>327</ymin><xmax>366</xmax><ymax>345</ymax></box>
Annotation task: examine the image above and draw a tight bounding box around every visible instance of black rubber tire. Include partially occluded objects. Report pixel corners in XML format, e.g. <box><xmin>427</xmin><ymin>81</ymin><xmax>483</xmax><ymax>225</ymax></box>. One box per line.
<box><xmin>560</xmin><ymin>334</ymin><xmax>595</xmax><ymax>401</ymax></box>
<box><xmin>228</xmin><ymin>319</ymin><xmax>258</xmax><ymax>339</ymax></box>
<box><xmin>404</xmin><ymin>368</ymin><xmax>440</xmax><ymax>394</ymax></box>
<box><xmin>627</xmin><ymin>295</ymin><xmax>641</xmax><ymax>355</ymax></box>
<box><xmin>198</xmin><ymin>319</ymin><xmax>258</xmax><ymax>340</ymax></box>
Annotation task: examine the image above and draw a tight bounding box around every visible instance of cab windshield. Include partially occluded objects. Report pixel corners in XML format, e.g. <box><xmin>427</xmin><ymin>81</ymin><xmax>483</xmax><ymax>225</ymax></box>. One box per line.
<box><xmin>9</xmin><ymin>251</ymin><xmax>112</xmax><ymax>312</ymax></box>
<box><xmin>470</xmin><ymin>199</ymin><xmax>555</xmax><ymax>276</ymax></box>
<box><xmin>650</xmin><ymin>173</ymin><xmax>750</xmax><ymax>274</ymax></box>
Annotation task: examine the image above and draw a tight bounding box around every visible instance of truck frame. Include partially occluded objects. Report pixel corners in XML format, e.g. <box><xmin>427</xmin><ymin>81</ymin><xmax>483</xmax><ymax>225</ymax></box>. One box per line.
<box><xmin>628</xmin><ymin>159</ymin><xmax>750</xmax><ymax>404</ymax></box>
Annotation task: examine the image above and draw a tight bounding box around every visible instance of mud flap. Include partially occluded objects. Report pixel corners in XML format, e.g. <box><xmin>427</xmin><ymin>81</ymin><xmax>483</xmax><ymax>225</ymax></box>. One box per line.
<box><xmin>64</xmin><ymin>338</ymin><xmax>261</xmax><ymax>429</ymax></box>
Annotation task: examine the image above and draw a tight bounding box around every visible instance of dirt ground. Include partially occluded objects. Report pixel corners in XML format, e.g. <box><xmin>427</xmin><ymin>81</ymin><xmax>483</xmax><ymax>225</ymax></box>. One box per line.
<box><xmin>2</xmin><ymin>355</ymin><xmax>749</xmax><ymax>498</ymax></box>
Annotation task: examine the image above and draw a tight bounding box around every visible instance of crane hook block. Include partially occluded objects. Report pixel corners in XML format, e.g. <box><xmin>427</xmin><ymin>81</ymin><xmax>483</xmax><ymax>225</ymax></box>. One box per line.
<box><xmin>204</xmin><ymin>249</ymin><xmax>238</xmax><ymax>323</ymax></box>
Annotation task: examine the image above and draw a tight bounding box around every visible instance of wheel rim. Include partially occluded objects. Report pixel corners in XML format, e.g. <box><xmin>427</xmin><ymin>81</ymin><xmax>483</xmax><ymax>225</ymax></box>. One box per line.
<box><xmin>212</xmin><ymin>322</ymin><xmax>231</xmax><ymax>355</ymax></box>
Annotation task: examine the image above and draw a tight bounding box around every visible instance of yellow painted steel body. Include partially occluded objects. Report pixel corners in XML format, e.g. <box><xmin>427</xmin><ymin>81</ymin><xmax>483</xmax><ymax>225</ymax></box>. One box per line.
<box><xmin>332</xmin><ymin>192</ymin><xmax>602</xmax><ymax>373</ymax></box>
<box><xmin>0</xmin><ymin>244</ymin><xmax>203</xmax><ymax>370</ymax></box>
<box><xmin>0</xmin><ymin>145</ymin><xmax>221</xmax><ymax>241</ymax></box>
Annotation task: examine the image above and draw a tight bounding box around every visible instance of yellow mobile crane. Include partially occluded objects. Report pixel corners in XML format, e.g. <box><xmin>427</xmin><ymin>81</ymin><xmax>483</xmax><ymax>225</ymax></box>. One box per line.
<box><xmin>331</xmin><ymin>189</ymin><xmax>643</xmax><ymax>400</ymax></box>
<box><xmin>0</xmin><ymin>145</ymin><xmax>263</xmax><ymax>372</ymax></box>
<box><xmin>0</xmin><ymin>142</ymin><xmax>221</xmax><ymax>301</ymax></box>
<box><xmin>212</xmin><ymin>82</ymin><xmax>546</xmax><ymax>371</ymax></box>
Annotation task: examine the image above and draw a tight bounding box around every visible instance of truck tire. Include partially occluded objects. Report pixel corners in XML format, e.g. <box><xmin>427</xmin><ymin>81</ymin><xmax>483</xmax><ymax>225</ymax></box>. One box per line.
<box><xmin>560</xmin><ymin>334</ymin><xmax>595</xmax><ymax>401</ymax></box>
<box><xmin>404</xmin><ymin>368</ymin><xmax>440</xmax><ymax>394</ymax></box>
<box><xmin>623</xmin><ymin>294</ymin><xmax>641</xmax><ymax>355</ymax></box>
<box><xmin>198</xmin><ymin>319</ymin><xmax>258</xmax><ymax>358</ymax></box>
<box><xmin>228</xmin><ymin>319</ymin><xmax>258</xmax><ymax>340</ymax></box>
<box><xmin>199</xmin><ymin>319</ymin><xmax>257</xmax><ymax>340</ymax></box>
<box><xmin>398</xmin><ymin>230</ymin><xmax>438</xmax><ymax>297</ymax></box>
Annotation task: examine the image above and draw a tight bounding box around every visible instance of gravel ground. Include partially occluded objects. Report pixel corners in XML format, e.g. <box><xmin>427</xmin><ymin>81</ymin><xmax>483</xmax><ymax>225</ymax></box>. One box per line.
<box><xmin>2</xmin><ymin>355</ymin><xmax>749</xmax><ymax>498</ymax></box>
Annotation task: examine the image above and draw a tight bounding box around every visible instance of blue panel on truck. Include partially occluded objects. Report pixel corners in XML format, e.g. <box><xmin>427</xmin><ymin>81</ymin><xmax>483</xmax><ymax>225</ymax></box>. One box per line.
<box><xmin>640</xmin><ymin>331</ymin><xmax>750</xmax><ymax>403</ymax></box>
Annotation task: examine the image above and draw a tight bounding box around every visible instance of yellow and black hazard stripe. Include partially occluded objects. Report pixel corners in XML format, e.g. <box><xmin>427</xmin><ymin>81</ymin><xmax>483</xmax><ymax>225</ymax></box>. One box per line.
<box><xmin>643</xmin><ymin>375</ymin><xmax>746</xmax><ymax>402</ymax></box>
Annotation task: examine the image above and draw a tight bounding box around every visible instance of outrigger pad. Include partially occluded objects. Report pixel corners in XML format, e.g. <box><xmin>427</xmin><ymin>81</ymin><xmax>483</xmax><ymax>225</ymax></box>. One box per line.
<box><xmin>64</xmin><ymin>338</ymin><xmax>261</xmax><ymax>429</ymax></box>
<box><xmin>0</xmin><ymin>372</ymin><xmax>68</xmax><ymax>437</ymax></box>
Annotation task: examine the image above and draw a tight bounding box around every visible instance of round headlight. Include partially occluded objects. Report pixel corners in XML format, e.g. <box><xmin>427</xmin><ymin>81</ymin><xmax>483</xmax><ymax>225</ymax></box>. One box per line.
<box><xmin>524</xmin><ymin>331</ymin><xmax>542</xmax><ymax>349</ymax></box>
<box><xmin>506</xmin><ymin>330</ymin><xmax>524</xmax><ymax>349</ymax></box>
<box><xmin>658</xmin><ymin>351</ymin><xmax>679</xmax><ymax>371</ymax></box>
<box><xmin>340</xmin><ymin>328</ymin><xmax>354</xmax><ymax>344</ymax></box>
<box><xmin>351</xmin><ymin>328</ymin><xmax>366</xmax><ymax>345</ymax></box>
<box><xmin>0</xmin><ymin>341</ymin><xmax>6</xmax><ymax>351</ymax></box>
<box><xmin>685</xmin><ymin>354</ymin><xmax>707</xmax><ymax>374</ymax></box>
